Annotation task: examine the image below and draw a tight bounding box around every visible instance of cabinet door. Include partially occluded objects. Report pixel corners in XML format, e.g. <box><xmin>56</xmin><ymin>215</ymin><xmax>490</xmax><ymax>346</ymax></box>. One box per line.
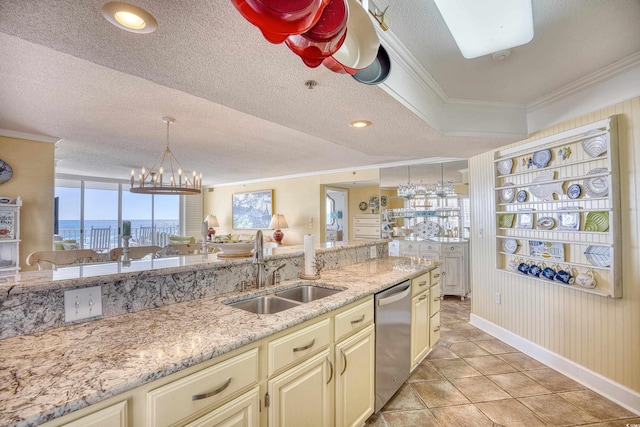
<box><xmin>335</xmin><ymin>324</ymin><xmax>375</xmax><ymax>427</ymax></box>
<box><xmin>268</xmin><ymin>349</ymin><xmax>332</xmax><ymax>427</ymax></box>
<box><xmin>62</xmin><ymin>401</ymin><xmax>127</xmax><ymax>427</ymax></box>
<box><xmin>430</xmin><ymin>311</ymin><xmax>441</xmax><ymax>347</ymax></box>
<box><xmin>441</xmin><ymin>253</ymin><xmax>463</xmax><ymax>295</ymax></box>
<box><xmin>184</xmin><ymin>388</ymin><xmax>259</xmax><ymax>427</ymax></box>
<box><xmin>411</xmin><ymin>290</ymin><xmax>430</xmax><ymax>368</ymax></box>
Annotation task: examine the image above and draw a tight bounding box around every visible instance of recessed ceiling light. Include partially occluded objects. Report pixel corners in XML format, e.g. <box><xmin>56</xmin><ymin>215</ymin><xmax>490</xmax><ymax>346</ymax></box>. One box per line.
<box><xmin>101</xmin><ymin>2</ymin><xmax>158</xmax><ymax>34</ymax></box>
<box><xmin>349</xmin><ymin>120</ymin><xmax>372</xmax><ymax>128</ymax></box>
<box><xmin>434</xmin><ymin>0</ymin><xmax>533</xmax><ymax>59</ymax></box>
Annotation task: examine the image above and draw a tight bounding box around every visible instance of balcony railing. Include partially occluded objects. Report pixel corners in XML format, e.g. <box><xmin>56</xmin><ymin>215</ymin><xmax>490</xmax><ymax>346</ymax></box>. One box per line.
<box><xmin>57</xmin><ymin>226</ymin><xmax>180</xmax><ymax>250</ymax></box>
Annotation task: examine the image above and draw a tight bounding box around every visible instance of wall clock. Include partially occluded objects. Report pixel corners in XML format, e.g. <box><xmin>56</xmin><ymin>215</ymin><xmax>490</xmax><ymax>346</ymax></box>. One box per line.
<box><xmin>0</xmin><ymin>159</ymin><xmax>13</xmax><ymax>185</ymax></box>
<box><xmin>359</xmin><ymin>202</ymin><xmax>368</xmax><ymax>211</ymax></box>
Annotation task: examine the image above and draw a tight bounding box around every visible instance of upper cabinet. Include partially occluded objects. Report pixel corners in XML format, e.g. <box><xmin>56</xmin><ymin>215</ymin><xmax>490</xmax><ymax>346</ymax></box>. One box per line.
<box><xmin>494</xmin><ymin>116</ymin><xmax>621</xmax><ymax>298</ymax></box>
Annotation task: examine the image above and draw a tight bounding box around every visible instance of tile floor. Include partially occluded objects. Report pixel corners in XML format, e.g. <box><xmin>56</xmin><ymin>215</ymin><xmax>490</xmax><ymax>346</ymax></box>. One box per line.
<box><xmin>365</xmin><ymin>296</ymin><xmax>639</xmax><ymax>427</ymax></box>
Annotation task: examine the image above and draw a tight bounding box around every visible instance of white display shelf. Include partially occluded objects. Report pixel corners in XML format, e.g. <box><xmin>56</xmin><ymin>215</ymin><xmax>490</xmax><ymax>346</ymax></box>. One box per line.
<box><xmin>493</xmin><ymin>117</ymin><xmax>621</xmax><ymax>298</ymax></box>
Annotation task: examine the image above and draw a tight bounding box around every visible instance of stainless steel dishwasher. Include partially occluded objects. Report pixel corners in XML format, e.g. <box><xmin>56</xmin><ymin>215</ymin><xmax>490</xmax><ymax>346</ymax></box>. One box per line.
<box><xmin>374</xmin><ymin>279</ymin><xmax>412</xmax><ymax>412</ymax></box>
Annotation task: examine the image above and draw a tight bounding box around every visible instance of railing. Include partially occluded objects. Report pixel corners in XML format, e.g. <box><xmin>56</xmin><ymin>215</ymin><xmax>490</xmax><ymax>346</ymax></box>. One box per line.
<box><xmin>57</xmin><ymin>226</ymin><xmax>180</xmax><ymax>250</ymax></box>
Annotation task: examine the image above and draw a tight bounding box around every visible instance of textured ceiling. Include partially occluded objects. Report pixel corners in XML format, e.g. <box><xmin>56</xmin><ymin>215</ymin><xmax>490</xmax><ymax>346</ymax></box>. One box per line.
<box><xmin>0</xmin><ymin>0</ymin><xmax>639</xmax><ymax>186</ymax></box>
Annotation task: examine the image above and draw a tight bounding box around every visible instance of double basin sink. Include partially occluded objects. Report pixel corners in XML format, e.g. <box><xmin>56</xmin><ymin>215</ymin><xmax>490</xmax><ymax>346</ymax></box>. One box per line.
<box><xmin>226</xmin><ymin>284</ymin><xmax>342</xmax><ymax>314</ymax></box>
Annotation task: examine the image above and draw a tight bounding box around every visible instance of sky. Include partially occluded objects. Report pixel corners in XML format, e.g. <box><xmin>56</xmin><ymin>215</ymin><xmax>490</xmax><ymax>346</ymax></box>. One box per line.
<box><xmin>56</xmin><ymin>187</ymin><xmax>179</xmax><ymax>220</ymax></box>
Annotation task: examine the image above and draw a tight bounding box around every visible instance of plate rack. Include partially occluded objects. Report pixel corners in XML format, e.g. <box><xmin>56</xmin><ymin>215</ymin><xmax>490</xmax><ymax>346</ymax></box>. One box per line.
<box><xmin>493</xmin><ymin>116</ymin><xmax>621</xmax><ymax>298</ymax></box>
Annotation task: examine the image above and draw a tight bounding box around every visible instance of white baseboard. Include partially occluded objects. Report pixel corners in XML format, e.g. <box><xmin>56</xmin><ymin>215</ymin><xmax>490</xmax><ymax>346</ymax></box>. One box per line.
<box><xmin>470</xmin><ymin>313</ymin><xmax>640</xmax><ymax>415</ymax></box>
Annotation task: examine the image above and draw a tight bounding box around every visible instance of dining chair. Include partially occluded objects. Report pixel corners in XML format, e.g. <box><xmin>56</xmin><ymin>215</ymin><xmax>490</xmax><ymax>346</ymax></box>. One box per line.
<box><xmin>26</xmin><ymin>249</ymin><xmax>99</xmax><ymax>270</ymax></box>
<box><xmin>137</xmin><ymin>226</ymin><xmax>154</xmax><ymax>246</ymax></box>
<box><xmin>109</xmin><ymin>245</ymin><xmax>162</xmax><ymax>261</ymax></box>
<box><xmin>90</xmin><ymin>227</ymin><xmax>111</xmax><ymax>253</ymax></box>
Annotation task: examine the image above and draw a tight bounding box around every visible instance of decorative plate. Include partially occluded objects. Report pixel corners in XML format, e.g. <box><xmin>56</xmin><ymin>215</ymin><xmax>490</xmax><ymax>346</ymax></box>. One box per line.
<box><xmin>532</xmin><ymin>149</ymin><xmax>552</xmax><ymax>168</ymax></box>
<box><xmin>557</xmin><ymin>207</ymin><xmax>580</xmax><ymax>231</ymax></box>
<box><xmin>500</xmin><ymin>183</ymin><xmax>516</xmax><ymax>203</ymax></box>
<box><xmin>515</xmin><ymin>210</ymin><xmax>534</xmax><ymax>229</ymax></box>
<box><xmin>536</xmin><ymin>216</ymin><xmax>556</xmax><ymax>230</ymax></box>
<box><xmin>529</xmin><ymin>241</ymin><xmax>565</xmax><ymax>261</ymax></box>
<box><xmin>359</xmin><ymin>201</ymin><xmax>368</xmax><ymax>211</ymax></box>
<box><xmin>584</xmin><ymin>245</ymin><xmax>611</xmax><ymax>267</ymax></box>
<box><xmin>584</xmin><ymin>211</ymin><xmax>609</xmax><ymax>232</ymax></box>
<box><xmin>501</xmin><ymin>238</ymin><xmax>519</xmax><ymax>254</ymax></box>
<box><xmin>0</xmin><ymin>159</ymin><xmax>13</xmax><ymax>185</ymax></box>
<box><xmin>497</xmin><ymin>158</ymin><xmax>513</xmax><ymax>175</ymax></box>
<box><xmin>583</xmin><ymin>168</ymin><xmax>609</xmax><ymax>198</ymax></box>
<box><xmin>567</xmin><ymin>183</ymin><xmax>582</xmax><ymax>199</ymax></box>
<box><xmin>499</xmin><ymin>213</ymin><xmax>515</xmax><ymax>228</ymax></box>
<box><xmin>413</xmin><ymin>221</ymin><xmax>441</xmax><ymax>238</ymax></box>
<box><xmin>516</xmin><ymin>190</ymin><xmax>528</xmax><ymax>202</ymax></box>
<box><xmin>529</xmin><ymin>171</ymin><xmax>564</xmax><ymax>200</ymax></box>
<box><xmin>581</xmin><ymin>130</ymin><xmax>608</xmax><ymax>158</ymax></box>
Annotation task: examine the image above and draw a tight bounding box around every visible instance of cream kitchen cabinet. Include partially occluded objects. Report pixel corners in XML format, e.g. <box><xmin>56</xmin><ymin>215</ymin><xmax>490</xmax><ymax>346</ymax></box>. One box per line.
<box><xmin>440</xmin><ymin>242</ymin><xmax>469</xmax><ymax>300</ymax></box>
<box><xmin>267</xmin><ymin>349</ymin><xmax>333</xmax><ymax>427</ymax></box>
<box><xmin>353</xmin><ymin>214</ymin><xmax>380</xmax><ymax>240</ymax></box>
<box><xmin>429</xmin><ymin>272</ymin><xmax>441</xmax><ymax>346</ymax></box>
<box><xmin>61</xmin><ymin>401</ymin><xmax>127</xmax><ymax>427</ymax></box>
<box><xmin>183</xmin><ymin>388</ymin><xmax>259</xmax><ymax>427</ymax></box>
<box><xmin>334</xmin><ymin>299</ymin><xmax>375</xmax><ymax>427</ymax></box>
<box><xmin>410</xmin><ymin>270</ymin><xmax>442</xmax><ymax>370</ymax></box>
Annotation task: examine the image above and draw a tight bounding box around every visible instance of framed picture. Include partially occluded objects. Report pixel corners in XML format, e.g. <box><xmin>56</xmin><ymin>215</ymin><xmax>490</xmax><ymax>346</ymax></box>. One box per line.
<box><xmin>232</xmin><ymin>190</ymin><xmax>273</xmax><ymax>229</ymax></box>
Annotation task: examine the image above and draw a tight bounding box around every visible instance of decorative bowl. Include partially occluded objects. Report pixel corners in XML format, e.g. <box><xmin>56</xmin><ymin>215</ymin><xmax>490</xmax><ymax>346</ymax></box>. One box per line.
<box><xmin>581</xmin><ymin>130</ymin><xmax>608</xmax><ymax>158</ymax></box>
<box><xmin>532</xmin><ymin>149</ymin><xmax>551</xmax><ymax>168</ymax></box>
<box><xmin>497</xmin><ymin>158</ymin><xmax>513</xmax><ymax>175</ymax></box>
<box><xmin>584</xmin><ymin>211</ymin><xmax>609</xmax><ymax>232</ymax></box>
<box><xmin>583</xmin><ymin>168</ymin><xmax>609</xmax><ymax>198</ymax></box>
<box><xmin>213</xmin><ymin>242</ymin><xmax>255</xmax><ymax>255</ymax></box>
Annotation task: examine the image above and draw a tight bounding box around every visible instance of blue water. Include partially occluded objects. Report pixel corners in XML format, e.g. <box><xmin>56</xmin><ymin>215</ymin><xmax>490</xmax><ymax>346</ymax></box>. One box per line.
<box><xmin>58</xmin><ymin>219</ymin><xmax>179</xmax><ymax>246</ymax></box>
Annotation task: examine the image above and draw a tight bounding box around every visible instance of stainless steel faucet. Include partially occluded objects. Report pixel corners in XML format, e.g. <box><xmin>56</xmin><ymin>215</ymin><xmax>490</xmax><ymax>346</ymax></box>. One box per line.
<box><xmin>254</xmin><ymin>230</ymin><xmax>266</xmax><ymax>288</ymax></box>
<box><xmin>271</xmin><ymin>263</ymin><xmax>286</xmax><ymax>286</ymax></box>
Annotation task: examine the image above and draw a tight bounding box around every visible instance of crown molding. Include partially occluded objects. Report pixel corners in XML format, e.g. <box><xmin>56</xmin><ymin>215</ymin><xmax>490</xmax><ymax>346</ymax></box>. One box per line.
<box><xmin>0</xmin><ymin>128</ymin><xmax>60</xmax><ymax>143</ymax></box>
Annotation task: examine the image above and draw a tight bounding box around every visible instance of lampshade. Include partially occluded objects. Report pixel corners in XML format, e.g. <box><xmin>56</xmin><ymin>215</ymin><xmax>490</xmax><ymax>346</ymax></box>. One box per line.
<box><xmin>206</xmin><ymin>214</ymin><xmax>220</xmax><ymax>228</ymax></box>
<box><xmin>269</xmin><ymin>214</ymin><xmax>289</xmax><ymax>230</ymax></box>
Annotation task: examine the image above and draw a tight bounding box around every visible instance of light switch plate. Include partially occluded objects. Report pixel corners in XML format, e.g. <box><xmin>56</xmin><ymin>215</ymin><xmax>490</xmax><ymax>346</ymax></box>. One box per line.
<box><xmin>64</xmin><ymin>286</ymin><xmax>103</xmax><ymax>322</ymax></box>
<box><xmin>495</xmin><ymin>292</ymin><xmax>501</xmax><ymax>304</ymax></box>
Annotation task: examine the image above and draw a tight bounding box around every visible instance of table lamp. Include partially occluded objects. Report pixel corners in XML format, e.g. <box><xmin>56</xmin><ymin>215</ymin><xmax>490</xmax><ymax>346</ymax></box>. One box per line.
<box><xmin>206</xmin><ymin>214</ymin><xmax>219</xmax><ymax>238</ymax></box>
<box><xmin>269</xmin><ymin>214</ymin><xmax>289</xmax><ymax>245</ymax></box>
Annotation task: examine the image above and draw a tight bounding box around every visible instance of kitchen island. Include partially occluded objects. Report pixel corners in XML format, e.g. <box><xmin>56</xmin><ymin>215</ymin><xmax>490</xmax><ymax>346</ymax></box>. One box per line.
<box><xmin>0</xmin><ymin>242</ymin><xmax>439</xmax><ymax>427</ymax></box>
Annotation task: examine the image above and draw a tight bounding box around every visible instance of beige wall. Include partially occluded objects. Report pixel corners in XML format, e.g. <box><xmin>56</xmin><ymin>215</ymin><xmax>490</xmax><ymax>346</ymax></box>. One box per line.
<box><xmin>469</xmin><ymin>98</ymin><xmax>640</xmax><ymax>393</ymax></box>
<box><xmin>0</xmin><ymin>136</ymin><xmax>55</xmax><ymax>271</ymax></box>
<box><xmin>204</xmin><ymin>169</ymin><xmax>379</xmax><ymax>245</ymax></box>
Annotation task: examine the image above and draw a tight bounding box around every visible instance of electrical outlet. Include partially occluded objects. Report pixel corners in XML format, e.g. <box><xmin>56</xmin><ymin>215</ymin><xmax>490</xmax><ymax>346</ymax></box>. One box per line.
<box><xmin>370</xmin><ymin>246</ymin><xmax>377</xmax><ymax>258</ymax></box>
<box><xmin>64</xmin><ymin>286</ymin><xmax>103</xmax><ymax>322</ymax></box>
<box><xmin>495</xmin><ymin>292</ymin><xmax>501</xmax><ymax>304</ymax></box>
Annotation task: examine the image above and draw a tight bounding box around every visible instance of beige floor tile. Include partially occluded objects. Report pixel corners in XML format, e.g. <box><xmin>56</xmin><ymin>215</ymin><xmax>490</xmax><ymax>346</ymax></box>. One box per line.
<box><xmin>476</xmin><ymin>398</ymin><xmax>547</xmax><ymax>426</ymax></box>
<box><xmin>430</xmin><ymin>403</ymin><xmax>494</xmax><ymax>426</ymax></box>
<box><xmin>449</xmin><ymin>341</ymin><xmax>490</xmax><ymax>357</ymax></box>
<box><xmin>519</xmin><ymin>393</ymin><xmax>599</xmax><ymax>426</ymax></box>
<box><xmin>602</xmin><ymin>418</ymin><xmax>640</xmax><ymax>426</ymax></box>
<box><xmin>411</xmin><ymin>379</ymin><xmax>470</xmax><ymax>408</ymax></box>
<box><xmin>408</xmin><ymin>361</ymin><xmax>445</xmax><ymax>382</ymax></box>
<box><xmin>497</xmin><ymin>352</ymin><xmax>548</xmax><ymax>371</ymax></box>
<box><xmin>364</xmin><ymin>412</ymin><xmax>388</xmax><ymax>427</ymax></box>
<box><xmin>475</xmin><ymin>338</ymin><xmax>518</xmax><ymax>354</ymax></box>
<box><xmin>382</xmin><ymin>409</ymin><xmax>440</xmax><ymax>427</ymax></box>
<box><xmin>428</xmin><ymin>358</ymin><xmax>483</xmax><ymax>379</ymax></box>
<box><xmin>523</xmin><ymin>368</ymin><xmax>586</xmax><ymax>393</ymax></box>
<box><xmin>439</xmin><ymin>330</ymin><xmax>469</xmax><ymax>343</ymax></box>
<box><xmin>456</xmin><ymin>327</ymin><xmax>496</xmax><ymax>341</ymax></box>
<box><xmin>381</xmin><ymin>383</ymin><xmax>426</xmax><ymax>412</ymax></box>
<box><xmin>425</xmin><ymin>346</ymin><xmax>459</xmax><ymax>360</ymax></box>
<box><xmin>450</xmin><ymin>376</ymin><xmax>511</xmax><ymax>402</ymax></box>
<box><xmin>559</xmin><ymin>389</ymin><xmax>637</xmax><ymax>421</ymax></box>
<box><xmin>487</xmin><ymin>372</ymin><xmax>552</xmax><ymax>397</ymax></box>
<box><xmin>464</xmin><ymin>355</ymin><xmax>518</xmax><ymax>375</ymax></box>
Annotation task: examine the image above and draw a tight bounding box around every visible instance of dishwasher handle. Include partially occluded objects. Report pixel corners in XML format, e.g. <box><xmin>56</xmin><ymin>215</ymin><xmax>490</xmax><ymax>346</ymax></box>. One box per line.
<box><xmin>377</xmin><ymin>284</ymin><xmax>411</xmax><ymax>307</ymax></box>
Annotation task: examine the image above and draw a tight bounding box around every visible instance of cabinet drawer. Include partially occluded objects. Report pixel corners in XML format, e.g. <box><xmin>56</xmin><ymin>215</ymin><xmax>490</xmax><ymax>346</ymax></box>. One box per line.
<box><xmin>421</xmin><ymin>243</ymin><xmax>440</xmax><ymax>253</ymax></box>
<box><xmin>411</xmin><ymin>272</ymin><xmax>430</xmax><ymax>297</ymax></box>
<box><xmin>430</xmin><ymin>283</ymin><xmax>441</xmax><ymax>314</ymax></box>
<box><xmin>430</xmin><ymin>311</ymin><xmax>441</xmax><ymax>346</ymax></box>
<box><xmin>268</xmin><ymin>318</ymin><xmax>331</xmax><ymax>376</ymax></box>
<box><xmin>62</xmin><ymin>401</ymin><xmax>127</xmax><ymax>427</ymax></box>
<box><xmin>442</xmin><ymin>244</ymin><xmax>464</xmax><ymax>254</ymax></box>
<box><xmin>354</xmin><ymin>226</ymin><xmax>379</xmax><ymax>236</ymax></box>
<box><xmin>334</xmin><ymin>298</ymin><xmax>374</xmax><ymax>341</ymax></box>
<box><xmin>354</xmin><ymin>216</ymin><xmax>380</xmax><ymax>225</ymax></box>
<box><xmin>430</xmin><ymin>268</ymin><xmax>441</xmax><ymax>285</ymax></box>
<box><xmin>147</xmin><ymin>348</ymin><xmax>259</xmax><ymax>427</ymax></box>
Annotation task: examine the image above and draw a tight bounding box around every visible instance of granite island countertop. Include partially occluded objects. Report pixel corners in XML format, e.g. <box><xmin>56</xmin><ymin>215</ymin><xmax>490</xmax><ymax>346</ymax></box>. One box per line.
<box><xmin>0</xmin><ymin>256</ymin><xmax>439</xmax><ymax>427</ymax></box>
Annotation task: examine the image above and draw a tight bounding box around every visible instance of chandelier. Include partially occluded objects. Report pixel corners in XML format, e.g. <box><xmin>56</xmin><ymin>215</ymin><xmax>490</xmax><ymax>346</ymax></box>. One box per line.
<box><xmin>130</xmin><ymin>117</ymin><xmax>202</xmax><ymax>195</ymax></box>
<box><xmin>397</xmin><ymin>163</ymin><xmax>456</xmax><ymax>198</ymax></box>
